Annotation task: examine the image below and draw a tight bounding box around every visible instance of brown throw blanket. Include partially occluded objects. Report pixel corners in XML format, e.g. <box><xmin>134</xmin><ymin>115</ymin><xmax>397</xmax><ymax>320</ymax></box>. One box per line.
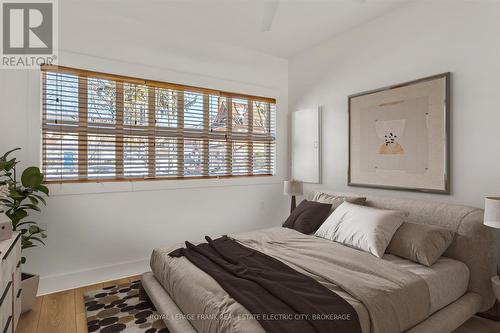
<box><xmin>169</xmin><ymin>235</ymin><xmax>362</xmax><ymax>333</ymax></box>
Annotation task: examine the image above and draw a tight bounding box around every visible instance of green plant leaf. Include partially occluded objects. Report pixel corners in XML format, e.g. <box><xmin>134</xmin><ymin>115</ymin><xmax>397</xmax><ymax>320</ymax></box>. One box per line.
<box><xmin>36</xmin><ymin>184</ymin><xmax>49</xmax><ymax>195</ymax></box>
<box><xmin>8</xmin><ymin>189</ymin><xmax>25</xmax><ymax>200</ymax></box>
<box><xmin>0</xmin><ymin>158</ymin><xmax>18</xmax><ymax>172</ymax></box>
<box><xmin>16</xmin><ymin>221</ymin><xmax>37</xmax><ymax>228</ymax></box>
<box><xmin>2</xmin><ymin>147</ymin><xmax>20</xmax><ymax>160</ymax></box>
<box><xmin>32</xmin><ymin>194</ymin><xmax>47</xmax><ymax>205</ymax></box>
<box><xmin>28</xmin><ymin>225</ymin><xmax>42</xmax><ymax>234</ymax></box>
<box><xmin>21</xmin><ymin>167</ymin><xmax>44</xmax><ymax>188</ymax></box>
<box><xmin>6</xmin><ymin>208</ymin><xmax>28</xmax><ymax>225</ymax></box>
<box><xmin>3</xmin><ymin>159</ymin><xmax>17</xmax><ymax>171</ymax></box>
<box><xmin>20</xmin><ymin>203</ymin><xmax>41</xmax><ymax>212</ymax></box>
<box><xmin>15</xmin><ymin>208</ymin><xmax>28</xmax><ymax>220</ymax></box>
<box><xmin>30</xmin><ymin>236</ymin><xmax>46</xmax><ymax>245</ymax></box>
<box><xmin>28</xmin><ymin>196</ymin><xmax>39</xmax><ymax>205</ymax></box>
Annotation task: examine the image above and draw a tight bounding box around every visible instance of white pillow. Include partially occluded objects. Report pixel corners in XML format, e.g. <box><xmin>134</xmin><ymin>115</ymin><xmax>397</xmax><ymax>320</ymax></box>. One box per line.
<box><xmin>314</xmin><ymin>201</ymin><xmax>406</xmax><ymax>258</ymax></box>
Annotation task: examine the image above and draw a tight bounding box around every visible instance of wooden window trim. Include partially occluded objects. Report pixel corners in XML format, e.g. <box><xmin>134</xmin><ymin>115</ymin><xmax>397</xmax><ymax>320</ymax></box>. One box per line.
<box><xmin>226</xmin><ymin>97</ymin><xmax>233</xmax><ymax>176</ymax></box>
<box><xmin>177</xmin><ymin>91</ymin><xmax>185</xmax><ymax>177</ymax></box>
<box><xmin>147</xmin><ymin>86</ymin><xmax>156</xmax><ymax>177</ymax></box>
<box><xmin>45</xmin><ymin>173</ymin><xmax>273</xmax><ymax>184</ymax></box>
<box><xmin>266</xmin><ymin>103</ymin><xmax>273</xmax><ymax>174</ymax></box>
<box><xmin>248</xmin><ymin>101</ymin><xmax>254</xmax><ymax>175</ymax></box>
<box><xmin>202</xmin><ymin>94</ymin><xmax>209</xmax><ymax>176</ymax></box>
<box><xmin>41</xmin><ymin>72</ymin><xmax>48</xmax><ymax>176</ymax></box>
<box><xmin>115</xmin><ymin>82</ymin><xmax>124</xmax><ymax>178</ymax></box>
<box><xmin>77</xmin><ymin>76</ymin><xmax>88</xmax><ymax>178</ymax></box>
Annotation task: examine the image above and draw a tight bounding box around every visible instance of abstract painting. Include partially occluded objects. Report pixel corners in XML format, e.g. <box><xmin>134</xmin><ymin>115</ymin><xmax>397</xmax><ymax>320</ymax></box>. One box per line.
<box><xmin>348</xmin><ymin>73</ymin><xmax>450</xmax><ymax>193</ymax></box>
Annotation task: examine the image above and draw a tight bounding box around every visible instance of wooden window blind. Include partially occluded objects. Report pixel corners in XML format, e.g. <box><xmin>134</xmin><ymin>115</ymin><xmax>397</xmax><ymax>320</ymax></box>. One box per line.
<box><xmin>41</xmin><ymin>65</ymin><xmax>276</xmax><ymax>183</ymax></box>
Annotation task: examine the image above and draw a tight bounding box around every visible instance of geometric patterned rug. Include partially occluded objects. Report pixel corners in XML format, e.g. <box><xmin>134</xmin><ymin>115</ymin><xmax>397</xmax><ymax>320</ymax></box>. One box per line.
<box><xmin>84</xmin><ymin>279</ymin><xmax>169</xmax><ymax>333</ymax></box>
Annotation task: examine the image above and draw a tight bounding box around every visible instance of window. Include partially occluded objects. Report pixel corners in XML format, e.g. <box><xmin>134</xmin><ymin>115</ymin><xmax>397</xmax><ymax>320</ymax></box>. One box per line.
<box><xmin>41</xmin><ymin>66</ymin><xmax>276</xmax><ymax>182</ymax></box>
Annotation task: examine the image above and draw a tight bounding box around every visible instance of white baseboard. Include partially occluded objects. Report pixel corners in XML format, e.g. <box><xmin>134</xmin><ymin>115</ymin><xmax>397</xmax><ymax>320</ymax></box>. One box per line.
<box><xmin>37</xmin><ymin>258</ymin><xmax>149</xmax><ymax>296</ymax></box>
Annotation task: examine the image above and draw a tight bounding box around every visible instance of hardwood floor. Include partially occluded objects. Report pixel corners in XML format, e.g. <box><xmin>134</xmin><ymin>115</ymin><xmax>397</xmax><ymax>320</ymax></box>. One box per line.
<box><xmin>16</xmin><ymin>275</ymin><xmax>141</xmax><ymax>333</ymax></box>
<box><xmin>16</xmin><ymin>274</ymin><xmax>500</xmax><ymax>333</ymax></box>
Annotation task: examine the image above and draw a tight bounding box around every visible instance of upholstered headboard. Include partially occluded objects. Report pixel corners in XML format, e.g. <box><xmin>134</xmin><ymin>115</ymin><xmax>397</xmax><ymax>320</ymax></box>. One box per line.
<box><xmin>307</xmin><ymin>190</ymin><xmax>497</xmax><ymax>312</ymax></box>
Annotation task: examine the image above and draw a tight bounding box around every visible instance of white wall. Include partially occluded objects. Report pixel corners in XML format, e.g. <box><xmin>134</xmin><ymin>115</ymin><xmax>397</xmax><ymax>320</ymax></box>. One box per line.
<box><xmin>0</xmin><ymin>2</ymin><xmax>289</xmax><ymax>294</ymax></box>
<box><xmin>290</xmin><ymin>1</ymin><xmax>500</xmax><ymax>206</ymax></box>
<box><xmin>289</xmin><ymin>1</ymin><xmax>500</xmax><ymax>259</ymax></box>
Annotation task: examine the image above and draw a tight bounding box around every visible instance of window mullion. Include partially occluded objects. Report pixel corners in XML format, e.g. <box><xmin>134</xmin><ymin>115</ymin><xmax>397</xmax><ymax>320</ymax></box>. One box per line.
<box><xmin>41</xmin><ymin>72</ymin><xmax>47</xmax><ymax>176</ymax></box>
<box><xmin>226</xmin><ymin>97</ymin><xmax>233</xmax><ymax>176</ymax></box>
<box><xmin>202</xmin><ymin>94</ymin><xmax>209</xmax><ymax>176</ymax></box>
<box><xmin>115</xmin><ymin>81</ymin><xmax>124</xmax><ymax>178</ymax></box>
<box><xmin>147</xmin><ymin>87</ymin><xmax>156</xmax><ymax>178</ymax></box>
<box><xmin>267</xmin><ymin>103</ymin><xmax>272</xmax><ymax>174</ymax></box>
<box><xmin>177</xmin><ymin>91</ymin><xmax>185</xmax><ymax>177</ymax></box>
<box><xmin>248</xmin><ymin>100</ymin><xmax>254</xmax><ymax>175</ymax></box>
<box><xmin>78</xmin><ymin>75</ymin><xmax>88</xmax><ymax>179</ymax></box>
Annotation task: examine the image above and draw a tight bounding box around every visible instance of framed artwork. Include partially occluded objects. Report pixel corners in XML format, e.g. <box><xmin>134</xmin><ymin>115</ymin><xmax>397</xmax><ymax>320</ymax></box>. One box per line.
<box><xmin>348</xmin><ymin>73</ymin><xmax>450</xmax><ymax>193</ymax></box>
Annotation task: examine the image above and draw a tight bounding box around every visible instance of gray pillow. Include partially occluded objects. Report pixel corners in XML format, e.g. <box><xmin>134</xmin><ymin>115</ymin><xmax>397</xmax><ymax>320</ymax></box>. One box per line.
<box><xmin>311</xmin><ymin>192</ymin><xmax>366</xmax><ymax>212</ymax></box>
<box><xmin>387</xmin><ymin>222</ymin><xmax>455</xmax><ymax>266</ymax></box>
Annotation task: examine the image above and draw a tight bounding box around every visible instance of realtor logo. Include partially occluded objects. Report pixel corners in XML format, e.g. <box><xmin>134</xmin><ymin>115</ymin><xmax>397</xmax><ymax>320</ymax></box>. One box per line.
<box><xmin>1</xmin><ymin>0</ymin><xmax>58</xmax><ymax>68</ymax></box>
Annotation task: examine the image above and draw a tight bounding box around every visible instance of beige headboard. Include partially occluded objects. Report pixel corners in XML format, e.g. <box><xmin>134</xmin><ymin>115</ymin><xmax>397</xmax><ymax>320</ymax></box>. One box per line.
<box><xmin>307</xmin><ymin>190</ymin><xmax>497</xmax><ymax>312</ymax></box>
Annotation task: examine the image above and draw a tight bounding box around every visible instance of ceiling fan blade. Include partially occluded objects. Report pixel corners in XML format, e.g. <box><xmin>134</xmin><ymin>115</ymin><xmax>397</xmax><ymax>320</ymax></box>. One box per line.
<box><xmin>260</xmin><ymin>0</ymin><xmax>279</xmax><ymax>32</ymax></box>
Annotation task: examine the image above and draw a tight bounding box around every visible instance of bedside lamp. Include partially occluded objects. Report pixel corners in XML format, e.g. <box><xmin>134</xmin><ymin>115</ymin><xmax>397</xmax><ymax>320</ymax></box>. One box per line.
<box><xmin>484</xmin><ymin>197</ymin><xmax>500</xmax><ymax>272</ymax></box>
<box><xmin>485</xmin><ymin>197</ymin><xmax>500</xmax><ymax>229</ymax></box>
<box><xmin>283</xmin><ymin>180</ymin><xmax>303</xmax><ymax>214</ymax></box>
<box><xmin>484</xmin><ymin>197</ymin><xmax>500</xmax><ymax>306</ymax></box>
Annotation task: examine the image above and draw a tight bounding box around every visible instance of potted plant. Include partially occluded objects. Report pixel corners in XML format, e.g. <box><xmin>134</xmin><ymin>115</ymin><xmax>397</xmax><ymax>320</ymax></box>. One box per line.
<box><xmin>0</xmin><ymin>148</ymin><xmax>48</xmax><ymax>313</ymax></box>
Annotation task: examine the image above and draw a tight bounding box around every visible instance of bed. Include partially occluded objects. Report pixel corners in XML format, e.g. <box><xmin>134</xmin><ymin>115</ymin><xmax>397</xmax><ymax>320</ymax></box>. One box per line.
<box><xmin>141</xmin><ymin>192</ymin><xmax>497</xmax><ymax>333</ymax></box>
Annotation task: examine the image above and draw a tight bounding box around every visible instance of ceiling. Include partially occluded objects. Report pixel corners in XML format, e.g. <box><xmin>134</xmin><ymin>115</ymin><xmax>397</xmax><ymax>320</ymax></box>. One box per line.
<box><xmin>63</xmin><ymin>0</ymin><xmax>409</xmax><ymax>58</ymax></box>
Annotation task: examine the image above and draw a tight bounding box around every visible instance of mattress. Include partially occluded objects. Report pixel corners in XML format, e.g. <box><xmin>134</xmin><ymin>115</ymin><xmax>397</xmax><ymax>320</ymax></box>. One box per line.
<box><xmin>151</xmin><ymin>231</ymin><xmax>469</xmax><ymax>333</ymax></box>
<box><xmin>382</xmin><ymin>254</ymin><xmax>469</xmax><ymax>314</ymax></box>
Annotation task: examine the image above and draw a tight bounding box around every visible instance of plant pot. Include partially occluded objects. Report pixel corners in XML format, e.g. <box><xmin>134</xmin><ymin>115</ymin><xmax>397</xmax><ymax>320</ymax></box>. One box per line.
<box><xmin>21</xmin><ymin>272</ymin><xmax>40</xmax><ymax>314</ymax></box>
<box><xmin>492</xmin><ymin>275</ymin><xmax>500</xmax><ymax>303</ymax></box>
